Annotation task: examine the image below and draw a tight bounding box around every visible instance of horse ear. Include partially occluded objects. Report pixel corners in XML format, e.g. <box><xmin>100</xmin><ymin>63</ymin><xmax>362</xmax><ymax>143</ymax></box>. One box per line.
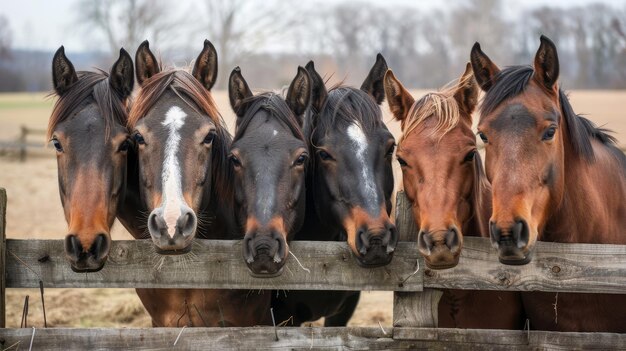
<box><xmin>192</xmin><ymin>39</ymin><xmax>218</xmax><ymax>91</ymax></box>
<box><xmin>286</xmin><ymin>66</ymin><xmax>312</xmax><ymax>119</ymax></box>
<box><xmin>361</xmin><ymin>53</ymin><xmax>388</xmax><ymax>105</ymax></box>
<box><xmin>228</xmin><ymin>67</ymin><xmax>253</xmax><ymax>118</ymax></box>
<box><xmin>135</xmin><ymin>40</ymin><xmax>160</xmax><ymax>86</ymax></box>
<box><xmin>470</xmin><ymin>42</ymin><xmax>500</xmax><ymax>91</ymax></box>
<box><xmin>109</xmin><ymin>48</ymin><xmax>134</xmax><ymax>100</ymax></box>
<box><xmin>533</xmin><ymin>35</ymin><xmax>559</xmax><ymax>93</ymax></box>
<box><xmin>384</xmin><ymin>70</ymin><xmax>414</xmax><ymax>122</ymax></box>
<box><xmin>453</xmin><ymin>63</ymin><xmax>479</xmax><ymax>116</ymax></box>
<box><xmin>305</xmin><ymin>60</ymin><xmax>327</xmax><ymax>113</ymax></box>
<box><xmin>52</xmin><ymin>46</ymin><xmax>78</xmax><ymax>96</ymax></box>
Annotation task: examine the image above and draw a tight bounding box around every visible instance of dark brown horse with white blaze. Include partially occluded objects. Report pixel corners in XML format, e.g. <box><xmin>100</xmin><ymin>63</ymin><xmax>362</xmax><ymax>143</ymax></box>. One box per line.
<box><xmin>471</xmin><ymin>35</ymin><xmax>626</xmax><ymax>332</ymax></box>
<box><xmin>48</xmin><ymin>46</ymin><xmax>143</xmax><ymax>272</ymax></box>
<box><xmin>129</xmin><ymin>40</ymin><xmax>270</xmax><ymax>327</ymax></box>
<box><xmin>271</xmin><ymin>55</ymin><xmax>397</xmax><ymax>326</ymax></box>
<box><xmin>384</xmin><ymin>64</ymin><xmax>525</xmax><ymax>329</ymax></box>
<box><xmin>227</xmin><ymin>66</ymin><xmax>311</xmax><ymax>276</ymax></box>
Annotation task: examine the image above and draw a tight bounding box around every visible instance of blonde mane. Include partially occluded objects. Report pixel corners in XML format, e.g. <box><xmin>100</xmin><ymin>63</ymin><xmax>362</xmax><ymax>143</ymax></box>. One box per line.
<box><xmin>400</xmin><ymin>73</ymin><xmax>472</xmax><ymax>143</ymax></box>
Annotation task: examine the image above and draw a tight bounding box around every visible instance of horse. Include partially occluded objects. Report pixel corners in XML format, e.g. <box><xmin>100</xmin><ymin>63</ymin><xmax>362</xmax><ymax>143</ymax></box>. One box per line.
<box><xmin>48</xmin><ymin>46</ymin><xmax>139</xmax><ymax>272</ymax></box>
<box><xmin>128</xmin><ymin>40</ymin><xmax>270</xmax><ymax>327</ymax></box>
<box><xmin>226</xmin><ymin>65</ymin><xmax>311</xmax><ymax>276</ymax></box>
<box><xmin>271</xmin><ymin>55</ymin><xmax>398</xmax><ymax>326</ymax></box>
<box><xmin>384</xmin><ymin>63</ymin><xmax>525</xmax><ymax>329</ymax></box>
<box><xmin>471</xmin><ymin>35</ymin><xmax>626</xmax><ymax>332</ymax></box>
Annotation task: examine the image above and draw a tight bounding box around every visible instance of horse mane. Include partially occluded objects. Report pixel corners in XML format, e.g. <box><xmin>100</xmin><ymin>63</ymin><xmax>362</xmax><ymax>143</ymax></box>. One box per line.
<box><xmin>233</xmin><ymin>92</ymin><xmax>306</xmax><ymax>143</ymax></box>
<box><xmin>481</xmin><ymin>65</ymin><xmax>625</xmax><ymax>167</ymax></box>
<box><xmin>400</xmin><ymin>76</ymin><xmax>469</xmax><ymax>143</ymax></box>
<box><xmin>310</xmin><ymin>86</ymin><xmax>381</xmax><ymax>142</ymax></box>
<box><xmin>47</xmin><ymin>70</ymin><xmax>128</xmax><ymax>140</ymax></box>
<box><xmin>128</xmin><ymin>69</ymin><xmax>234</xmax><ymax>204</ymax></box>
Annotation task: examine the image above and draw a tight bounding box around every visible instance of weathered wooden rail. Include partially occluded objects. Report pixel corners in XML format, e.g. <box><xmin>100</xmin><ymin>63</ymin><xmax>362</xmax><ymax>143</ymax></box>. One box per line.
<box><xmin>0</xmin><ymin>126</ymin><xmax>47</xmax><ymax>161</ymax></box>
<box><xmin>1</xmin><ymin>188</ymin><xmax>625</xmax><ymax>350</ymax></box>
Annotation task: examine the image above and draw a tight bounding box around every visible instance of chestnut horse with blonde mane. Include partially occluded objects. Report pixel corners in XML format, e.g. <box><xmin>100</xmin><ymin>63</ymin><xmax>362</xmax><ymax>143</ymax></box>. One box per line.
<box><xmin>471</xmin><ymin>35</ymin><xmax>626</xmax><ymax>332</ymax></box>
<box><xmin>385</xmin><ymin>64</ymin><xmax>525</xmax><ymax>329</ymax></box>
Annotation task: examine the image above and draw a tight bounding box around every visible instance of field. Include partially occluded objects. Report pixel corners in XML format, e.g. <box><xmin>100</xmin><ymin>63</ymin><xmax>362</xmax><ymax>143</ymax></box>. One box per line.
<box><xmin>0</xmin><ymin>89</ymin><xmax>624</xmax><ymax>328</ymax></box>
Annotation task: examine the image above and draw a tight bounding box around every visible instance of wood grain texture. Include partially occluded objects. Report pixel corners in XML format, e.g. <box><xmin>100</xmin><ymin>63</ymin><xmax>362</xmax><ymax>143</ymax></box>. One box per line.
<box><xmin>0</xmin><ymin>327</ymin><xmax>623</xmax><ymax>350</ymax></box>
<box><xmin>393</xmin><ymin>290</ymin><xmax>443</xmax><ymax>328</ymax></box>
<box><xmin>0</xmin><ymin>188</ymin><xmax>6</xmax><ymax>328</ymax></box>
<box><xmin>5</xmin><ymin>239</ymin><xmax>423</xmax><ymax>291</ymax></box>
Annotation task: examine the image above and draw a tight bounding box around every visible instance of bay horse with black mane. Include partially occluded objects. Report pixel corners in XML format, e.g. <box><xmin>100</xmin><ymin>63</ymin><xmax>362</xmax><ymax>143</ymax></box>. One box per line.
<box><xmin>128</xmin><ymin>40</ymin><xmax>270</xmax><ymax>327</ymax></box>
<box><xmin>271</xmin><ymin>55</ymin><xmax>398</xmax><ymax>326</ymax></box>
<box><xmin>384</xmin><ymin>63</ymin><xmax>525</xmax><ymax>329</ymax></box>
<box><xmin>471</xmin><ymin>35</ymin><xmax>626</xmax><ymax>332</ymax></box>
<box><xmin>227</xmin><ymin>65</ymin><xmax>311</xmax><ymax>276</ymax></box>
<box><xmin>48</xmin><ymin>46</ymin><xmax>144</xmax><ymax>272</ymax></box>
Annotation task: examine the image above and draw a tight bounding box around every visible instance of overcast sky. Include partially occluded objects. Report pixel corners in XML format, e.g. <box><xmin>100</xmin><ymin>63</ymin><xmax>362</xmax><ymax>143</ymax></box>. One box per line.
<box><xmin>3</xmin><ymin>0</ymin><xmax>625</xmax><ymax>53</ymax></box>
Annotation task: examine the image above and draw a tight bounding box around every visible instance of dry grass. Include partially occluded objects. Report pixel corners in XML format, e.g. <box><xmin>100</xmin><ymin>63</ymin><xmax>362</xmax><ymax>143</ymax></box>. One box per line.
<box><xmin>0</xmin><ymin>90</ymin><xmax>624</xmax><ymax>328</ymax></box>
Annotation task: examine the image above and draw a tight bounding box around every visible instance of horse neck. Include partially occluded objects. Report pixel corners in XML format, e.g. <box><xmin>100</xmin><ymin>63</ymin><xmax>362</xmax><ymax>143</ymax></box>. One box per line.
<box><xmin>118</xmin><ymin>146</ymin><xmax>149</xmax><ymax>239</ymax></box>
<box><xmin>545</xmin><ymin>141</ymin><xmax>626</xmax><ymax>244</ymax></box>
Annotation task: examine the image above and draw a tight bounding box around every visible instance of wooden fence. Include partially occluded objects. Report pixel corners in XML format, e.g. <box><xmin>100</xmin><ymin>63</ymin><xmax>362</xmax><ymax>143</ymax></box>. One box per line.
<box><xmin>0</xmin><ymin>188</ymin><xmax>625</xmax><ymax>350</ymax></box>
<box><xmin>0</xmin><ymin>126</ymin><xmax>47</xmax><ymax>162</ymax></box>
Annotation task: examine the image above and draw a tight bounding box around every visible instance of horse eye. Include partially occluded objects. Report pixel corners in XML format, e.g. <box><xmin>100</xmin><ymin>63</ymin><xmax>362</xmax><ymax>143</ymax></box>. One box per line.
<box><xmin>397</xmin><ymin>157</ymin><xmax>408</xmax><ymax>167</ymax></box>
<box><xmin>51</xmin><ymin>138</ymin><xmax>63</xmax><ymax>152</ymax></box>
<box><xmin>230</xmin><ymin>155</ymin><xmax>242</xmax><ymax>168</ymax></box>
<box><xmin>118</xmin><ymin>139</ymin><xmax>130</xmax><ymax>152</ymax></box>
<box><xmin>134</xmin><ymin>132</ymin><xmax>145</xmax><ymax>145</ymax></box>
<box><xmin>463</xmin><ymin>150</ymin><xmax>477</xmax><ymax>163</ymax></box>
<box><xmin>542</xmin><ymin>126</ymin><xmax>557</xmax><ymax>141</ymax></box>
<box><xmin>477</xmin><ymin>132</ymin><xmax>488</xmax><ymax>144</ymax></box>
<box><xmin>294</xmin><ymin>153</ymin><xmax>308</xmax><ymax>166</ymax></box>
<box><xmin>386</xmin><ymin>144</ymin><xmax>396</xmax><ymax>157</ymax></box>
<box><xmin>318</xmin><ymin>150</ymin><xmax>333</xmax><ymax>161</ymax></box>
<box><xmin>203</xmin><ymin>131</ymin><xmax>216</xmax><ymax>144</ymax></box>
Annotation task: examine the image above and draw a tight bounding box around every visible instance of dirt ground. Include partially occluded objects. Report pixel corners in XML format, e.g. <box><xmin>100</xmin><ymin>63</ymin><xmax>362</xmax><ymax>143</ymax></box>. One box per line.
<box><xmin>0</xmin><ymin>89</ymin><xmax>624</xmax><ymax>328</ymax></box>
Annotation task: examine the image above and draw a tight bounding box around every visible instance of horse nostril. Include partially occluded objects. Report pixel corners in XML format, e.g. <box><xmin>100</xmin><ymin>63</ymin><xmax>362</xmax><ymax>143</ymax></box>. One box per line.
<box><xmin>356</xmin><ymin>227</ymin><xmax>369</xmax><ymax>255</ymax></box>
<box><xmin>148</xmin><ymin>212</ymin><xmax>161</xmax><ymax>238</ymax></box>
<box><xmin>89</xmin><ymin>234</ymin><xmax>110</xmax><ymax>261</ymax></box>
<box><xmin>417</xmin><ymin>230</ymin><xmax>433</xmax><ymax>255</ymax></box>
<box><xmin>65</xmin><ymin>235</ymin><xmax>82</xmax><ymax>260</ymax></box>
<box><xmin>445</xmin><ymin>228</ymin><xmax>460</xmax><ymax>251</ymax></box>
<box><xmin>513</xmin><ymin>219</ymin><xmax>530</xmax><ymax>249</ymax></box>
<box><xmin>179</xmin><ymin>210</ymin><xmax>197</xmax><ymax>237</ymax></box>
<box><xmin>490</xmin><ymin>221</ymin><xmax>501</xmax><ymax>244</ymax></box>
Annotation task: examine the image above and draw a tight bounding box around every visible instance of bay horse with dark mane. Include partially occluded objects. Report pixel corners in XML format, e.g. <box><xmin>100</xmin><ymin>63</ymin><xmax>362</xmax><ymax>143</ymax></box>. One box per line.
<box><xmin>227</xmin><ymin>65</ymin><xmax>311</xmax><ymax>276</ymax></box>
<box><xmin>471</xmin><ymin>35</ymin><xmax>626</xmax><ymax>332</ymax></box>
<box><xmin>384</xmin><ymin>63</ymin><xmax>525</xmax><ymax>329</ymax></box>
<box><xmin>271</xmin><ymin>55</ymin><xmax>398</xmax><ymax>326</ymax></box>
<box><xmin>128</xmin><ymin>40</ymin><xmax>270</xmax><ymax>327</ymax></box>
<box><xmin>48</xmin><ymin>46</ymin><xmax>143</xmax><ymax>272</ymax></box>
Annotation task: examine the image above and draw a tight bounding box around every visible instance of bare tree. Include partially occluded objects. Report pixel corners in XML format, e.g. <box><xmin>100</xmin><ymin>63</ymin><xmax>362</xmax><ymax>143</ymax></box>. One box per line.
<box><xmin>200</xmin><ymin>0</ymin><xmax>297</xmax><ymax>88</ymax></box>
<box><xmin>0</xmin><ymin>14</ymin><xmax>12</xmax><ymax>59</ymax></box>
<box><xmin>75</xmin><ymin>0</ymin><xmax>183</xmax><ymax>56</ymax></box>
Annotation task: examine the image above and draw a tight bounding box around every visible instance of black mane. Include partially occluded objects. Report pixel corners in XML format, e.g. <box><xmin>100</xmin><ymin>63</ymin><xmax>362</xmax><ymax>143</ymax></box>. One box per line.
<box><xmin>234</xmin><ymin>92</ymin><xmax>306</xmax><ymax>143</ymax></box>
<box><xmin>481</xmin><ymin>65</ymin><xmax>625</xmax><ymax>166</ymax></box>
<box><xmin>308</xmin><ymin>86</ymin><xmax>381</xmax><ymax>142</ymax></box>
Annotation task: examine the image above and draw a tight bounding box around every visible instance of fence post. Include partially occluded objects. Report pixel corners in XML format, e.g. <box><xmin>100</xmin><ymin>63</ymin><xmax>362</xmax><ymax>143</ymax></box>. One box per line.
<box><xmin>19</xmin><ymin>126</ymin><xmax>27</xmax><ymax>162</ymax></box>
<box><xmin>392</xmin><ymin>191</ymin><xmax>442</xmax><ymax>328</ymax></box>
<box><xmin>0</xmin><ymin>188</ymin><xmax>6</xmax><ymax>327</ymax></box>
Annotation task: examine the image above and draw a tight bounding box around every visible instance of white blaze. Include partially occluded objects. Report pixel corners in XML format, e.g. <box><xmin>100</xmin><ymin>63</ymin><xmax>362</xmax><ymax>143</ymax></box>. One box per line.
<box><xmin>161</xmin><ymin>106</ymin><xmax>187</xmax><ymax>236</ymax></box>
<box><xmin>347</xmin><ymin>122</ymin><xmax>378</xmax><ymax>212</ymax></box>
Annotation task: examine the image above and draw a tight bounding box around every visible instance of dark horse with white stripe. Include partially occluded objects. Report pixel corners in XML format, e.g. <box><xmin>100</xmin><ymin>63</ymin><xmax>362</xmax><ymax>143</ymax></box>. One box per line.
<box><xmin>271</xmin><ymin>55</ymin><xmax>398</xmax><ymax>326</ymax></box>
<box><xmin>129</xmin><ymin>40</ymin><xmax>270</xmax><ymax>327</ymax></box>
<box><xmin>471</xmin><ymin>35</ymin><xmax>626</xmax><ymax>332</ymax></box>
<box><xmin>48</xmin><ymin>46</ymin><xmax>143</xmax><ymax>272</ymax></box>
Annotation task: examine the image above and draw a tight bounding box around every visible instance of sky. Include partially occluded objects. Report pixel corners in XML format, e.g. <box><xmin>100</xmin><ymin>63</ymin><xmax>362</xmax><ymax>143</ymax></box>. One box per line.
<box><xmin>2</xmin><ymin>0</ymin><xmax>625</xmax><ymax>53</ymax></box>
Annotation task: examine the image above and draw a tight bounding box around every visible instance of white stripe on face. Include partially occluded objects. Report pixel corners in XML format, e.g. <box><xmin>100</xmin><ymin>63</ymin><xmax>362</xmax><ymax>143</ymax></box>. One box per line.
<box><xmin>161</xmin><ymin>106</ymin><xmax>187</xmax><ymax>236</ymax></box>
<box><xmin>347</xmin><ymin>122</ymin><xmax>378</xmax><ymax>214</ymax></box>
